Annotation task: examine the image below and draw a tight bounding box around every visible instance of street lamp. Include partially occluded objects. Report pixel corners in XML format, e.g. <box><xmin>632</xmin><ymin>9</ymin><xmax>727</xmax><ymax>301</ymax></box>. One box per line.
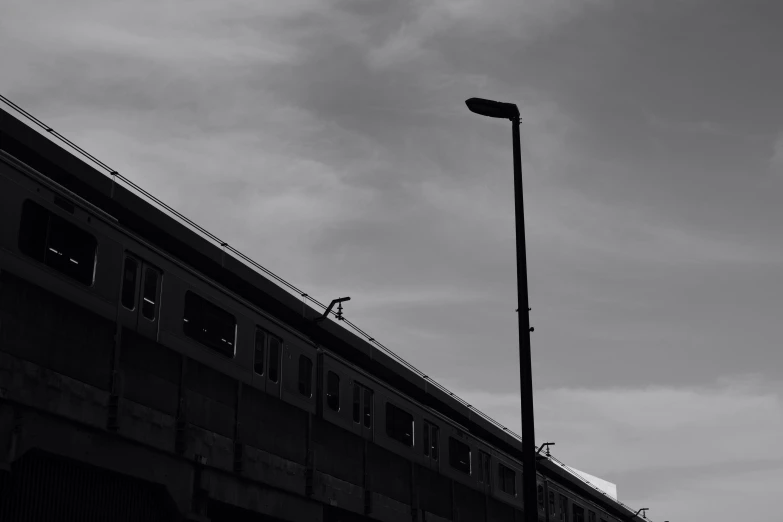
<box><xmin>465</xmin><ymin>97</ymin><xmax>536</xmax><ymax>522</ymax></box>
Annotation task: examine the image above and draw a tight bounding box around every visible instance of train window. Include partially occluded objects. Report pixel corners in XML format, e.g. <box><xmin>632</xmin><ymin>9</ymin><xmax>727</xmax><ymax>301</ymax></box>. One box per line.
<box><xmin>478</xmin><ymin>451</ymin><xmax>491</xmax><ymax>484</ymax></box>
<box><xmin>560</xmin><ymin>495</ymin><xmax>568</xmax><ymax>521</ymax></box>
<box><xmin>18</xmin><ymin>199</ymin><xmax>97</xmax><ymax>286</ymax></box>
<box><xmin>254</xmin><ymin>330</ymin><xmax>265</xmax><ymax>375</ymax></box>
<box><xmin>423</xmin><ymin>422</ymin><xmax>430</xmax><ymax>456</ymax></box>
<box><xmin>538</xmin><ymin>485</ymin><xmax>544</xmax><ymax>508</ymax></box>
<box><xmin>588</xmin><ymin>511</ymin><xmax>596</xmax><ymax>522</ymax></box>
<box><xmin>121</xmin><ymin>257</ymin><xmax>138</xmax><ymax>310</ymax></box>
<box><xmin>600</xmin><ymin>519</ymin><xmax>607</xmax><ymax>522</ymax></box>
<box><xmin>141</xmin><ymin>267</ymin><xmax>159</xmax><ymax>320</ymax></box>
<box><xmin>448</xmin><ymin>437</ymin><xmax>471</xmax><ymax>475</ymax></box>
<box><xmin>498</xmin><ymin>463</ymin><xmax>515</xmax><ymax>495</ymax></box>
<box><xmin>573</xmin><ymin>505</ymin><xmax>585</xmax><ymax>522</ymax></box>
<box><xmin>326</xmin><ymin>371</ymin><xmax>340</xmax><ymax>411</ymax></box>
<box><xmin>549</xmin><ymin>492</ymin><xmax>556</xmax><ymax>515</ymax></box>
<box><xmin>183</xmin><ymin>291</ymin><xmax>236</xmax><ymax>357</ymax></box>
<box><xmin>298</xmin><ymin>355</ymin><xmax>312</xmax><ymax>397</ymax></box>
<box><xmin>353</xmin><ymin>384</ymin><xmax>361</xmax><ymax>423</ymax></box>
<box><xmin>363</xmin><ymin>387</ymin><xmax>373</xmax><ymax>428</ymax></box>
<box><xmin>385</xmin><ymin>403</ymin><xmax>413</xmax><ymax>447</ymax></box>
<box><xmin>268</xmin><ymin>335</ymin><xmax>281</xmax><ymax>383</ymax></box>
<box><xmin>431</xmin><ymin>425</ymin><xmax>439</xmax><ymax>460</ymax></box>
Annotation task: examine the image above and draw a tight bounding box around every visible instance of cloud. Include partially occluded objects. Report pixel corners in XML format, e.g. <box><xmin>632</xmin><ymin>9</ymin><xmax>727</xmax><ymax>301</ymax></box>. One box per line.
<box><xmin>636</xmin><ymin>466</ymin><xmax>782</xmax><ymax>522</ymax></box>
<box><xmin>4</xmin><ymin>3</ymin><xmax>783</xmax><ymax>520</ymax></box>
<box><xmin>772</xmin><ymin>134</ymin><xmax>783</xmax><ymax>174</ymax></box>
<box><xmin>364</xmin><ymin>0</ymin><xmax>610</xmax><ymax>70</ymax></box>
<box><xmin>646</xmin><ymin>114</ymin><xmax>756</xmax><ymax>139</ymax></box>
<box><xmin>443</xmin><ymin>376</ymin><xmax>783</xmax><ymax>520</ymax></box>
<box><xmin>452</xmin><ymin>376</ymin><xmax>783</xmax><ymax>474</ymax></box>
<box><xmin>1</xmin><ymin>1</ymin><xmax>312</xmax><ymax>70</ymax></box>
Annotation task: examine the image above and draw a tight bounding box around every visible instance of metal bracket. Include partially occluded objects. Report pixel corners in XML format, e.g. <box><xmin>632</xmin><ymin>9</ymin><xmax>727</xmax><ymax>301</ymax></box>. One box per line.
<box><xmin>536</xmin><ymin>442</ymin><xmax>555</xmax><ymax>459</ymax></box>
<box><xmin>314</xmin><ymin>297</ymin><xmax>351</xmax><ymax>324</ymax></box>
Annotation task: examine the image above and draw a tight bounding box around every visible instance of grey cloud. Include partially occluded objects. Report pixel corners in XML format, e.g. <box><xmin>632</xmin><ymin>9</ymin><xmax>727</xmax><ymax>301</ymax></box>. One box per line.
<box><xmin>450</xmin><ymin>377</ymin><xmax>783</xmax><ymax>517</ymax></box>
<box><xmin>772</xmin><ymin>134</ymin><xmax>783</xmax><ymax>174</ymax></box>
<box><xmin>4</xmin><ymin>1</ymin><xmax>783</xmax><ymax>519</ymax></box>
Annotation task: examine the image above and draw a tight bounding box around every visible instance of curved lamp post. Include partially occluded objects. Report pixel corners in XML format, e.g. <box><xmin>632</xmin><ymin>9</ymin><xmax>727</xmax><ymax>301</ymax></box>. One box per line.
<box><xmin>465</xmin><ymin>97</ymin><xmax>536</xmax><ymax>522</ymax></box>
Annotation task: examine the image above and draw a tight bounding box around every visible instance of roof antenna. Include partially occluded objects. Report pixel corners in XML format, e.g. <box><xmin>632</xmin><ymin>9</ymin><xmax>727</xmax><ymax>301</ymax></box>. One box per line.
<box><xmin>314</xmin><ymin>297</ymin><xmax>351</xmax><ymax>324</ymax></box>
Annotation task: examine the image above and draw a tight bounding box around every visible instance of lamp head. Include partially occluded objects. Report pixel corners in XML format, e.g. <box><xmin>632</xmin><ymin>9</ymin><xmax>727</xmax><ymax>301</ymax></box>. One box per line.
<box><xmin>465</xmin><ymin>97</ymin><xmax>520</xmax><ymax>120</ymax></box>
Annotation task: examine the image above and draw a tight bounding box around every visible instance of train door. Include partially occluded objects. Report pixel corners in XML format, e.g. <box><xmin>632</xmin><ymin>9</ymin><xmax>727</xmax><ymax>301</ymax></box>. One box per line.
<box><xmin>422</xmin><ymin>420</ymin><xmax>440</xmax><ymax>471</ymax></box>
<box><xmin>253</xmin><ymin>328</ymin><xmax>282</xmax><ymax>398</ymax></box>
<box><xmin>351</xmin><ymin>380</ymin><xmax>374</xmax><ymax>439</ymax></box>
<box><xmin>572</xmin><ymin>503</ymin><xmax>585</xmax><ymax>522</ymax></box>
<box><xmin>547</xmin><ymin>485</ymin><xmax>556</xmax><ymax>522</ymax></box>
<box><xmin>559</xmin><ymin>494</ymin><xmax>569</xmax><ymax>522</ymax></box>
<box><xmin>280</xmin><ymin>342</ymin><xmax>316</xmax><ymax>413</ymax></box>
<box><xmin>477</xmin><ymin>450</ymin><xmax>491</xmax><ymax>494</ymax></box>
<box><xmin>118</xmin><ymin>253</ymin><xmax>162</xmax><ymax>340</ymax></box>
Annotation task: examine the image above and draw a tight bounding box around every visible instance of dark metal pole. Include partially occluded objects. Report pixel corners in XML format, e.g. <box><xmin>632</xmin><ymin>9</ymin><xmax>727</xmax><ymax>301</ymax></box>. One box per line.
<box><xmin>512</xmin><ymin>116</ymin><xmax>537</xmax><ymax>522</ymax></box>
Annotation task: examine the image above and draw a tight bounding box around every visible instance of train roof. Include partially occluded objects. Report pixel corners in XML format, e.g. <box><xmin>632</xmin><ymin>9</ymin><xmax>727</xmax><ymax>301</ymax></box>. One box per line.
<box><xmin>0</xmin><ymin>102</ymin><xmax>646</xmax><ymax>521</ymax></box>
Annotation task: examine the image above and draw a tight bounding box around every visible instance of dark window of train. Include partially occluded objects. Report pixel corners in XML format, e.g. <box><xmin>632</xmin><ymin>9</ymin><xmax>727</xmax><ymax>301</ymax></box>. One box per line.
<box><xmin>560</xmin><ymin>495</ymin><xmax>568</xmax><ymax>521</ymax></box>
<box><xmin>141</xmin><ymin>268</ymin><xmax>159</xmax><ymax>320</ymax></box>
<box><xmin>448</xmin><ymin>437</ymin><xmax>471</xmax><ymax>475</ymax></box>
<box><xmin>19</xmin><ymin>199</ymin><xmax>97</xmax><ymax>286</ymax></box>
<box><xmin>573</xmin><ymin>505</ymin><xmax>585</xmax><ymax>522</ymax></box>
<box><xmin>363</xmin><ymin>387</ymin><xmax>372</xmax><ymax>428</ymax></box>
<box><xmin>298</xmin><ymin>355</ymin><xmax>312</xmax><ymax>397</ymax></box>
<box><xmin>423</xmin><ymin>422</ymin><xmax>430</xmax><ymax>456</ymax></box>
<box><xmin>268</xmin><ymin>334</ymin><xmax>281</xmax><ymax>383</ymax></box>
<box><xmin>254</xmin><ymin>330</ymin><xmax>265</xmax><ymax>375</ymax></box>
<box><xmin>431</xmin><ymin>425</ymin><xmax>439</xmax><ymax>460</ymax></box>
<box><xmin>385</xmin><ymin>403</ymin><xmax>414</xmax><ymax>447</ymax></box>
<box><xmin>498</xmin><ymin>463</ymin><xmax>515</xmax><ymax>495</ymax></box>
<box><xmin>478</xmin><ymin>451</ymin><xmax>491</xmax><ymax>485</ymax></box>
<box><xmin>182</xmin><ymin>291</ymin><xmax>236</xmax><ymax>357</ymax></box>
<box><xmin>121</xmin><ymin>257</ymin><xmax>138</xmax><ymax>310</ymax></box>
<box><xmin>353</xmin><ymin>384</ymin><xmax>361</xmax><ymax>423</ymax></box>
<box><xmin>549</xmin><ymin>492</ymin><xmax>556</xmax><ymax>515</ymax></box>
<box><xmin>326</xmin><ymin>371</ymin><xmax>340</xmax><ymax>411</ymax></box>
<box><xmin>538</xmin><ymin>485</ymin><xmax>544</xmax><ymax>508</ymax></box>
<box><xmin>600</xmin><ymin>519</ymin><xmax>608</xmax><ymax>522</ymax></box>
<box><xmin>588</xmin><ymin>511</ymin><xmax>596</xmax><ymax>522</ymax></box>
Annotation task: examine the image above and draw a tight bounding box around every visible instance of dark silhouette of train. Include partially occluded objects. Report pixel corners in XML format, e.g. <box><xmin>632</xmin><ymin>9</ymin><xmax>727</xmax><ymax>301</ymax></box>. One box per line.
<box><xmin>0</xmin><ymin>102</ymin><xmax>651</xmax><ymax>522</ymax></box>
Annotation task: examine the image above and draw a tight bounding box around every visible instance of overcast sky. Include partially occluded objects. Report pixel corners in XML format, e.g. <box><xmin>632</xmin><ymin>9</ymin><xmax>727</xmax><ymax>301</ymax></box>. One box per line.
<box><xmin>3</xmin><ymin>1</ymin><xmax>783</xmax><ymax>520</ymax></box>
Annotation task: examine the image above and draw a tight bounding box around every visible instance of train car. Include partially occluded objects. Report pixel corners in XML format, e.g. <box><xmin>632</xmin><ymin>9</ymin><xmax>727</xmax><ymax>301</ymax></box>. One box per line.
<box><xmin>0</xmin><ymin>103</ymin><xmax>650</xmax><ymax>522</ymax></box>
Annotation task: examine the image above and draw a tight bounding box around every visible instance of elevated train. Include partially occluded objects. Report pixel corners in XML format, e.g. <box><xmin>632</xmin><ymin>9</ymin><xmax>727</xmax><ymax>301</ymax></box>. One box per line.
<box><xmin>0</xmin><ymin>103</ymin><xmax>649</xmax><ymax>522</ymax></box>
